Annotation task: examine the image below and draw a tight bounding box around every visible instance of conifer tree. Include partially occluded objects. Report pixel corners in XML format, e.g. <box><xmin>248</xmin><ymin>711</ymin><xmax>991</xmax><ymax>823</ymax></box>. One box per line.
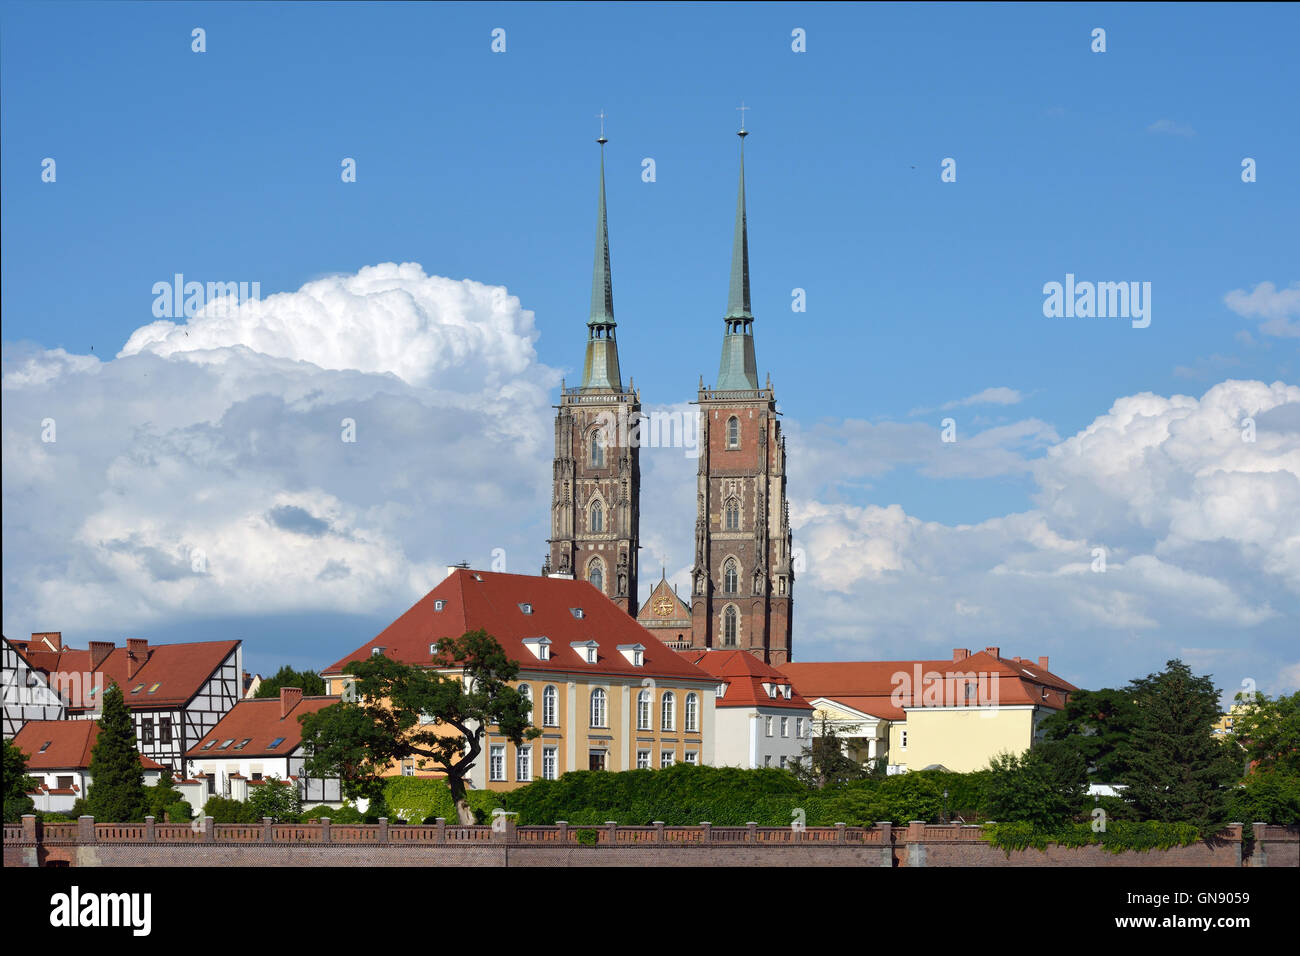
<box><xmin>87</xmin><ymin>683</ymin><xmax>148</xmax><ymax>822</ymax></box>
<box><xmin>1119</xmin><ymin>659</ymin><xmax>1239</xmax><ymax>829</ymax></box>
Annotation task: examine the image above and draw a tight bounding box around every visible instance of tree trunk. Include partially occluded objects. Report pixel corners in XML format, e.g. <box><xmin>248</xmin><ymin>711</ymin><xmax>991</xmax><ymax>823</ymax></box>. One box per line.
<box><xmin>447</xmin><ymin>771</ymin><xmax>476</xmax><ymax>825</ymax></box>
<box><xmin>454</xmin><ymin>798</ymin><xmax>474</xmax><ymax>826</ymax></box>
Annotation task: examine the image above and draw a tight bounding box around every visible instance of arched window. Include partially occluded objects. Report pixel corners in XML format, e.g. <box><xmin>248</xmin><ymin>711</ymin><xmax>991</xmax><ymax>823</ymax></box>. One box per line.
<box><xmin>725</xmin><ymin>498</ymin><xmax>740</xmax><ymax>531</ymax></box>
<box><xmin>518</xmin><ymin>683</ymin><xmax>532</xmax><ymax>719</ymax></box>
<box><xmin>685</xmin><ymin>693</ymin><xmax>699</xmax><ymax>732</ymax></box>
<box><xmin>723</xmin><ymin>606</ymin><xmax>738</xmax><ymax>647</ymax></box>
<box><xmin>543</xmin><ymin>685</ymin><xmax>558</xmax><ymax>726</ymax></box>
<box><xmin>661</xmin><ymin>692</ymin><xmax>675</xmax><ymax>732</ymax></box>
<box><xmin>727</xmin><ymin>416</ymin><xmax>740</xmax><ymax>448</ymax></box>
<box><xmin>724</xmin><ymin>559</ymin><xmax>738</xmax><ymax>593</ymax></box>
<box><xmin>589</xmin><ymin>559</ymin><xmax>603</xmax><ymax>593</ymax></box>
<box><xmin>590</xmin><ymin>500</ymin><xmax>604</xmax><ymax>533</ymax></box>
<box><xmin>590</xmin><ymin>430</ymin><xmax>605</xmax><ymax>467</ymax></box>
<box><xmin>637</xmin><ymin>689</ymin><xmax>651</xmax><ymax>731</ymax></box>
<box><xmin>590</xmin><ymin>688</ymin><xmax>608</xmax><ymax>728</ymax></box>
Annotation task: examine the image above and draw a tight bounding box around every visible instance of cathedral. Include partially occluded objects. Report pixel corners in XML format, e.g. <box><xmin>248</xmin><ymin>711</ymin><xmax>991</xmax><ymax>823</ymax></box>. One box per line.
<box><xmin>543</xmin><ymin>122</ymin><xmax>794</xmax><ymax>666</ymax></box>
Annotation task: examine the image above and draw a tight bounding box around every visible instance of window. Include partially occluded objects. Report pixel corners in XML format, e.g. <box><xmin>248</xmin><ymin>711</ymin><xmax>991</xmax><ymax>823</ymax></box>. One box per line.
<box><xmin>684</xmin><ymin>752</ymin><xmax>698</xmax><ymax>766</ymax></box>
<box><xmin>589</xmin><ymin>560</ymin><xmax>603</xmax><ymax>593</ymax></box>
<box><xmin>661</xmin><ymin>692</ymin><xmax>675</xmax><ymax>732</ymax></box>
<box><xmin>147</xmin><ymin>682</ymin><xmax>161</xmax><ymax>694</ymax></box>
<box><xmin>160</xmin><ymin>716</ymin><xmax>172</xmax><ymax>745</ymax></box>
<box><xmin>130</xmin><ymin>683</ymin><xmax>144</xmax><ymax>695</ymax></box>
<box><xmin>142</xmin><ymin>719</ymin><xmax>155</xmax><ymax>745</ymax></box>
<box><xmin>516</xmin><ymin>745</ymin><xmax>532</xmax><ymax>782</ymax></box>
<box><xmin>542</xmin><ymin>746</ymin><xmax>558</xmax><ymax>780</ymax></box>
<box><xmin>201</xmin><ymin>740</ymin><xmax>216</xmax><ymax>751</ymax></box>
<box><xmin>637</xmin><ymin>749</ymin><xmax>651</xmax><ymax>769</ymax></box>
<box><xmin>218</xmin><ymin>738</ymin><xmax>234</xmax><ymax>750</ymax></box>
<box><xmin>724</xmin><ymin>497</ymin><xmax>740</xmax><ymax>531</ymax></box>
<box><xmin>490</xmin><ymin>745</ymin><xmax>505</xmax><ymax>782</ymax></box>
<box><xmin>418</xmin><ymin>711</ymin><xmax>434</xmax><ymax>725</ymax></box>
<box><xmin>590</xmin><ymin>688</ymin><xmax>607</xmax><ymax>728</ymax></box>
<box><xmin>780</xmin><ymin>755</ymin><xmax>788</xmax><ymax>769</ymax></box>
<box><xmin>590</xmin><ymin>430</ymin><xmax>605</xmax><ymax>467</ymax></box>
<box><xmin>519</xmin><ymin>602</ymin><xmax>533</xmax><ymax>615</ymax></box>
<box><xmin>637</xmin><ymin>689</ymin><xmax>651</xmax><ymax>730</ymax></box>
<box><xmin>724</xmin><ymin>559</ymin><xmax>738</xmax><ymax>594</ymax></box>
<box><xmin>234</xmin><ymin>738</ymin><xmax>251</xmax><ymax>751</ymax></box>
<box><xmin>268</xmin><ymin>737</ymin><xmax>286</xmax><ymax>750</ymax></box>
<box><xmin>429</xmin><ymin>642</ymin><xmax>439</xmax><ymax>656</ymax></box>
<box><xmin>765</xmin><ymin>716</ymin><xmax>774</xmax><ymax>737</ymax></box>
<box><xmin>796</xmin><ymin>717</ymin><xmax>804</xmax><ymax>738</ymax></box>
<box><xmin>764</xmin><ymin>755</ymin><xmax>772</xmax><ymax>767</ymax></box>
<box><xmin>723</xmin><ymin>606</ymin><xmax>738</xmax><ymax>647</ymax></box>
<box><xmin>57</xmin><ymin>775</ymin><xmax>74</xmax><ymax>790</ymax></box>
<box><xmin>685</xmin><ymin>693</ymin><xmax>699</xmax><ymax>732</ymax></box>
<box><xmin>727</xmin><ymin>415</ymin><xmax>740</xmax><ymax>448</ymax></box>
<box><xmin>39</xmin><ymin>740</ymin><xmax>52</xmax><ymax>754</ymax></box>
<box><xmin>900</xmin><ymin>730</ymin><xmax>908</xmax><ymax>749</ymax></box>
<box><xmin>780</xmin><ymin>717</ymin><xmax>789</xmax><ymax>738</ymax></box>
<box><xmin>518</xmin><ymin>684</ymin><xmax>532</xmax><ymax>719</ymax></box>
<box><xmin>434</xmin><ymin>600</ymin><xmax>445</xmax><ymax>611</ymax></box>
<box><xmin>570</xmin><ymin>607</ymin><xmax>584</xmax><ymax>619</ymax></box>
<box><xmin>660</xmin><ymin>750</ymin><xmax>674</xmax><ymax>769</ymax></box>
<box><xmin>543</xmin><ymin>685</ymin><xmax>558</xmax><ymax>726</ymax></box>
<box><xmin>401</xmin><ymin>759</ymin><xmax>415</xmax><ymax>777</ymax></box>
<box><xmin>590</xmin><ymin>501</ymin><xmax>604</xmax><ymax>533</ymax></box>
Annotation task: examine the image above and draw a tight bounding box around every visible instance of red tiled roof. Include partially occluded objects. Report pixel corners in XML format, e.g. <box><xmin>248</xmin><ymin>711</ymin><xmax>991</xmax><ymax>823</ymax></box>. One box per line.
<box><xmin>679</xmin><ymin>650</ymin><xmax>813</xmax><ymax>710</ymax></box>
<box><xmin>20</xmin><ymin>639</ymin><xmax>239</xmax><ymax>710</ymax></box>
<box><xmin>12</xmin><ymin>720</ymin><xmax>167</xmax><ymax>771</ymax></box>
<box><xmin>780</xmin><ymin>651</ymin><xmax>1078</xmax><ymax>721</ymax></box>
<box><xmin>186</xmin><ymin>695</ymin><xmax>340</xmax><ymax>759</ymax></box>
<box><xmin>323</xmin><ymin>570</ymin><xmax>715</xmax><ymax>685</ymax></box>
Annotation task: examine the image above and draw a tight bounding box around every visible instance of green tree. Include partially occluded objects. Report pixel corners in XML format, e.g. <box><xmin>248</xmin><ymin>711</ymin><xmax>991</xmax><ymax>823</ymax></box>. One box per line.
<box><xmin>789</xmin><ymin>712</ymin><xmax>870</xmax><ymax>789</ymax></box>
<box><xmin>1228</xmin><ymin>691</ymin><xmax>1300</xmax><ymax>777</ymax></box>
<box><xmin>144</xmin><ymin>768</ymin><xmax>191</xmax><ymax>820</ymax></box>
<box><xmin>3</xmin><ymin>738</ymin><xmax>37</xmax><ymax>823</ymax></box>
<box><xmin>1118</xmin><ymin>660</ymin><xmax>1240</xmax><ymax>830</ymax></box>
<box><xmin>246</xmin><ymin>776</ymin><xmax>302</xmax><ymax>822</ymax></box>
<box><xmin>87</xmin><ymin>683</ymin><xmax>148</xmax><ymax>823</ymax></box>
<box><xmin>983</xmin><ymin>746</ymin><xmax>1087</xmax><ymax>828</ymax></box>
<box><xmin>301</xmin><ymin>629</ymin><xmax>539</xmax><ymax>825</ymax></box>
<box><xmin>253</xmin><ymin>665</ymin><xmax>326</xmax><ymax>699</ymax></box>
<box><xmin>1038</xmin><ymin>687</ymin><xmax>1140</xmax><ymax>782</ymax></box>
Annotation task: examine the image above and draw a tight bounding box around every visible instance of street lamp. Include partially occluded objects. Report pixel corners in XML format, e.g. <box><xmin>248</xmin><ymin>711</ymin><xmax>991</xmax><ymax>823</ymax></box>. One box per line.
<box><xmin>943</xmin><ymin>788</ymin><xmax>950</xmax><ymax>824</ymax></box>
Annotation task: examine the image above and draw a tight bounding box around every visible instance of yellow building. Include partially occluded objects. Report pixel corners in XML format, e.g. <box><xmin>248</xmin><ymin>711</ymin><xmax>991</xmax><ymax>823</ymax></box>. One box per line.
<box><xmin>322</xmin><ymin>568</ymin><xmax>718</xmax><ymax>791</ymax></box>
<box><xmin>784</xmin><ymin>648</ymin><xmax>1078</xmax><ymax>774</ymax></box>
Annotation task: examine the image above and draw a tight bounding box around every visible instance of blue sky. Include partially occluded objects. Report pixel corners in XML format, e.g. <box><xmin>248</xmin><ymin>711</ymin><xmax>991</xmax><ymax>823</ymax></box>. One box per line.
<box><xmin>3</xmin><ymin>2</ymin><xmax>1298</xmax><ymax>700</ymax></box>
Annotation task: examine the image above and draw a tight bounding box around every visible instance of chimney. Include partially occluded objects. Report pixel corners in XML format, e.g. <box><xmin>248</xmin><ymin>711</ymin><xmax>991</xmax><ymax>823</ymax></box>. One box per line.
<box><xmin>32</xmin><ymin>631</ymin><xmax>62</xmax><ymax>652</ymax></box>
<box><xmin>126</xmin><ymin>638</ymin><xmax>149</xmax><ymax>679</ymax></box>
<box><xmin>89</xmin><ymin>640</ymin><xmax>115</xmax><ymax>671</ymax></box>
<box><xmin>952</xmin><ymin>648</ymin><xmax>969</xmax><ymax>662</ymax></box>
<box><xmin>1038</xmin><ymin>655</ymin><xmax>1049</xmax><ymax>671</ymax></box>
<box><xmin>280</xmin><ymin>686</ymin><xmax>303</xmax><ymax>719</ymax></box>
<box><xmin>984</xmin><ymin>646</ymin><xmax>1001</xmax><ymax>659</ymax></box>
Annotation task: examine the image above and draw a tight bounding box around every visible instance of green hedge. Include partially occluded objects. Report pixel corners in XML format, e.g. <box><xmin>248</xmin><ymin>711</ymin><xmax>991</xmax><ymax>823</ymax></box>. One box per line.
<box><xmin>982</xmin><ymin>820</ymin><xmax>1203</xmax><ymax>854</ymax></box>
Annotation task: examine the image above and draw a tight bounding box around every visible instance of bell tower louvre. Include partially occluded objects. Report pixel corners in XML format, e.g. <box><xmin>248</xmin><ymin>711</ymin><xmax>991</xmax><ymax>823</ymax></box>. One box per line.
<box><xmin>689</xmin><ymin>123</ymin><xmax>794</xmax><ymax>665</ymax></box>
<box><xmin>543</xmin><ymin>125</ymin><xmax>641</xmax><ymax>615</ymax></box>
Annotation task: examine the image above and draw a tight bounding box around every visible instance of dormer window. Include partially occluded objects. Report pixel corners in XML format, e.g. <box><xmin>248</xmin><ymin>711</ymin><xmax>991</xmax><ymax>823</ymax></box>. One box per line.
<box><xmin>372</xmin><ymin>646</ymin><xmax>386</xmax><ymax>657</ymax></box>
<box><xmin>523</xmin><ymin>637</ymin><xmax>552</xmax><ymax>661</ymax></box>
<box><xmin>519</xmin><ymin>603</ymin><xmax>533</xmax><ymax>615</ymax></box>
<box><xmin>618</xmin><ymin>643</ymin><xmax>645</xmax><ymax>667</ymax></box>
<box><xmin>429</xmin><ymin>642</ymin><xmax>439</xmax><ymax>656</ymax></box>
<box><xmin>571</xmin><ymin>640</ymin><xmax>599</xmax><ymax>664</ymax></box>
<box><xmin>716</xmin><ymin>682</ymin><xmax>728</xmax><ymax>699</ymax></box>
<box><xmin>434</xmin><ymin>600</ymin><xmax>445</xmax><ymax>611</ymax></box>
<box><xmin>570</xmin><ymin>608</ymin><xmax>584</xmax><ymax>619</ymax></box>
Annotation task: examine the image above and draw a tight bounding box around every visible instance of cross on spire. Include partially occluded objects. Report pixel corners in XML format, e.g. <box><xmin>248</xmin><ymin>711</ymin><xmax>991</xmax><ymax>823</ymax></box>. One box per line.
<box><xmin>596</xmin><ymin>109</ymin><xmax>608</xmax><ymax>144</ymax></box>
<box><xmin>736</xmin><ymin>101</ymin><xmax>750</xmax><ymax>137</ymax></box>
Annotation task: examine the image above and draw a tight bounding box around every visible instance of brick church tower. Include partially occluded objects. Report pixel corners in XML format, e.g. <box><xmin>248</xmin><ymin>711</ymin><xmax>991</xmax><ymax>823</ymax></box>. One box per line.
<box><xmin>689</xmin><ymin>127</ymin><xmax>794</xmax><ymax>665</ymax></box>
<box><xmin>543</xmin><ymin>132</ymin><xmax>640</xmax><ymax>614</ymax></box>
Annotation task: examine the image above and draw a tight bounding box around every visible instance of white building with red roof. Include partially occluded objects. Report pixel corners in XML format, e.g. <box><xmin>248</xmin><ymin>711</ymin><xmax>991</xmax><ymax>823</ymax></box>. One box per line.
<box><xmin>185</xmin><ymin>687</ymin><xmax>343</xmax><ymax>807</ymax></box>
<box><xmin>679</xmin><ymin>650</ymin><xmax>813</xmax><ymax>770</ymax></box>
<box><xmin>322</xmin><ymin>568</ymin><xmax>719</xmax><ymax>789</ymax></box>
<box><xmin>12</xmin><ymin>719</ymin><xmax>166</xmax><ymax>814</ymax></box>
<box><xmin>3</xmin><ymin>632</ymin><xmax>243</xmax><ymax>773</ymax></box>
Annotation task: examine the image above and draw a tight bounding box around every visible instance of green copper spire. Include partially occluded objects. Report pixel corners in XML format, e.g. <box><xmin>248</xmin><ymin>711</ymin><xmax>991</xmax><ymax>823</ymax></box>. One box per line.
<box><xmin>716</xmin><ymin>125</ymin><xmax>759</xmax><ymax>391</ymax></box>
<box><xmin>581</xmin><ymin>127</ymin><xmax>622</xmax><ymax>390</ymax></box>
<box><xmin>725</xmin><ymin>131</ymin><xmax>752</xmax><ymax>321</ymax></box>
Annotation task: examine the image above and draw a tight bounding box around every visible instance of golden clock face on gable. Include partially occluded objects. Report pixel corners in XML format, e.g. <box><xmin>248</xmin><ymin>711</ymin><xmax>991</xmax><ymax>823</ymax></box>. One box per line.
<box><xmin>654</xmin><ymin>597</ymin><xmax>675</xmax><ymax>617</ymax></box>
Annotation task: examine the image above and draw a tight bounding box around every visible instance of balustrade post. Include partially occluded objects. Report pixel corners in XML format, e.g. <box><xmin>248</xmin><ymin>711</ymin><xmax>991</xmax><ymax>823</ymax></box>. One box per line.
<box><xmin>435</xmin><ymin>817</ymin><xmax>446</xmax><ymax>844</ymax></box>
<box><xmin>556</xmin><ymin>820</ymin><xmax>568</xmax><ymax>843</ymax></box>
<box><xmin>203</xmin><ymin>816</ymin><xmax>215</xmax><ymax>843</ymax></box>
<box><xmin>701</xmin><ymin>822</ymin><xmax>712</xmax><ymax>844</ymax></box>
<box><xmin>320</xmin><ymin>816</ymin><xmax>332</xmax><ymax>843</ymax></box>
<box><xmin>746</xmin><ymin>821</ymin><xmax>757</xmax><ymax>843</ymax></box>
<box><xmin>378</xmin><ymin>816</ymin><xmax>389</xmax><ymax>844</ymax></box>
<box><xmin>835</xmin><ymin>822</ymin><xmax>846</xmax><ymax>843</ymax></box>
<box><xmin>606</xmin><ymin>820</ymin><xmax>617</xmax><ymax>845</ymax></box>
<box><xmin>145</xmin><ymin>815</ymin><xmax>156</xmax><ymax>842</ymax></box>
<box><xmin>653</xmin><ymin>820</ymin><xmax>664</xmax><ymax>844</ymax></box>
<box><xmin>78</xmin><ymin>815</ymin><xmax>96</xmax><ymax>844</ymax></box>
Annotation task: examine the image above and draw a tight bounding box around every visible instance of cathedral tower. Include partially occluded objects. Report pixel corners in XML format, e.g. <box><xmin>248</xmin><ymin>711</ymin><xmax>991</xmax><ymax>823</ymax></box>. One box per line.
<box><xmin>689</xmin><ymin>125</ymin><xmax>794</xmax><ymax>664</ymax></box>
<box><xmin>544</xmin><ymin>130</ymin><xmax>641</xmax><ymax>614</ymax></box>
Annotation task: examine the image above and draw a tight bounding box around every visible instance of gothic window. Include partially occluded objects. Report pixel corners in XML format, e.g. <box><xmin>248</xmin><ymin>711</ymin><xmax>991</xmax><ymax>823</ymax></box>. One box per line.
<box><xmin>589</xmin><ymin>559</ymin><xmax>604</xmax><ymax>593</ymax></box>
<box><xmin>723</xmin><ymin>606</ymin><xmax>738</xmax><ymax>647</ymax></box>
<box><xmin>590</xmin><ymin>500</ymin><xmax>604</xmax><ymax>533</ymax></box>
<box><xmin>590</xmin><ymin>430</ymin><xmax>605</xmax><ymax>467</ymax></box>
<box><xmin>725</xmin><ymin>497</ymin><xmax>740</xmax><ymax>531</ymax></box>
<box><xmin>727</xmin><ymin>416</ymin><xmax>740</xmax><ymax>448</ymax></box>
<box><xmin>724</xmin><ymin>559</ymin><xmax>738</xmax><ymax>594</ymax></box>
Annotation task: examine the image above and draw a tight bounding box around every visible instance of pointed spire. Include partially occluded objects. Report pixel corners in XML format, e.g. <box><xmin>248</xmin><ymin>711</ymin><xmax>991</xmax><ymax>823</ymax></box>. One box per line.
<box><xmin>588</xmin><ymin>135</ymin><xmax>616</xmax><ymax>328</ymax></box>
<box><xmin>725</xmin><ymin>130</ymin><xmax>752</xmax><ymax>321</ymax></box>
